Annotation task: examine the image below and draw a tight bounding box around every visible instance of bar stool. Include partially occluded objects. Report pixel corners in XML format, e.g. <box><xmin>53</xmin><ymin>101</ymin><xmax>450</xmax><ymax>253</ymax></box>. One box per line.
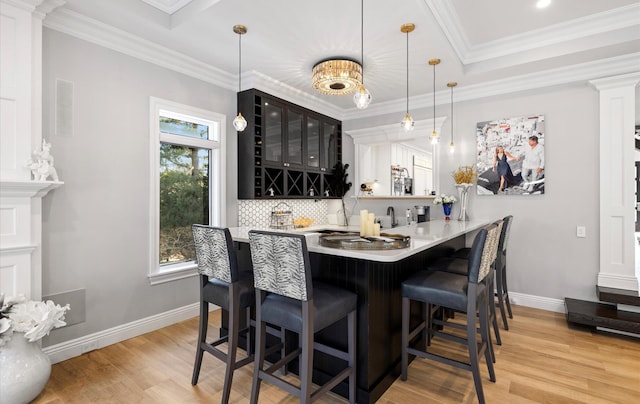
<box><xmin>401</xmin><ymin>223</ymin><xmax>500</xmax><ymax>404</ymax></box>
<box><xmin>248</xmin><ymin>230</ymin><xmax>357</xmax><ymax>404</ymax></box>
<box><xmin>451</xmin><ymin>215</ymin><xmax>514</xmax><ymax>329</ymax></box>
<box><xmin>191</xmin><ymin>225</ymin><xmax>283</xmax><ymax>404</ymax></box>
<box><xmin>427</xmin><ymin>220</ymin><xmax>504</xmax><ymax>361</ymax></box>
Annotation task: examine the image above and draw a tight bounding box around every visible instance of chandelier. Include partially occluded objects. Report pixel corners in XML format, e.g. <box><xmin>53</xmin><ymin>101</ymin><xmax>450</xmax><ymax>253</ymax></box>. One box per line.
<box><xmin>312</xmin><ymin>59</ymin><xmax>363</xmax><ymax>95</ymax></box>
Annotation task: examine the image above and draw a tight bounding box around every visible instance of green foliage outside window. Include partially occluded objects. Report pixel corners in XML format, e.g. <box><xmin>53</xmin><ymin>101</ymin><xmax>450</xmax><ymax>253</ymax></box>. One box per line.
<box><xmin>159</xmin><ymin>143</ymin><xmax>209</xmax><ymax>265</ymax></box>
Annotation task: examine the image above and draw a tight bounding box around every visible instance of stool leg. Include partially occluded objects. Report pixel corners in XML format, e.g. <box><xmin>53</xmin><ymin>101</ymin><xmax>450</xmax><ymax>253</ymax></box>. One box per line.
<box><xmin>348</xmin><ymin>310</ymin><xmax>356</xmax><ymax>404</ymax></box>
<box><xmin>489</xmin><ymin>274</ymin><xmax>502</xmax><ymax>346</ymax></box>
<box><xmin>250</xmin><ymin>293</ymin><xmax>266</xmax><ymax>404</ymax></box>
<box><xmin>467</xmin><ymin>302</ymin><xmax>486</xmax><ymax>404</ymax></box>
<box><xmin>191</xmin><ymin>299</ymin><xmax>207</xmax><ymax>385</ymax></box>
<box><xmin>479</xmin><ymin>295</ymin><xmax>496</xmax><ymax>383</ymax></box>
<box><xmin>503</xmin><ymin>265</ymin><xmax>513</xmax><ymax>319</ymax></box>
<box><xmin>495</xmin><ymin>266</ymin><xmax>509</xmax><ymax>330</ymax></box>
<box><xmin>300</xmin><ymin>301</ymin><xmax>314</xmax><ymax>404</ymax></box>
<box><xmin>401</xmin><ymin>297</ymin><xmax>409</xmax><ymax>381</ymax></box>
<box><xmin>222</xmin><ymin>291</ymin><xmax>240</xmax><ymax>404</ymax></box>
<box><xmin>245</xmin><ymin>307</ymin><xmax>253</xmax><ymax>357</ymax></box>
<box><xmin>280</xmin><ymin>327</ymin><xmax>287</xmax><ymax>376</ymax></box>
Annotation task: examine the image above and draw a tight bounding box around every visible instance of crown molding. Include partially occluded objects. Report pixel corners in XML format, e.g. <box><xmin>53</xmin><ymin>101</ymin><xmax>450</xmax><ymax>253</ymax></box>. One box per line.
<box><xmin>33</xmin><ymin>0</ymin><xmax>64</xmax><ymax>19</ymax></box>
<box><xmin>423</xmin><ymin>0</ymin><xmax>470</xmax><ymax>63</ymax></box>
<box><xmin>425</xmin><ymin>0</ymin><xmax>640</xmax><ymax>65</ymax></box>
<box><xmin>140</xmin><ymin>0</ymin><xmax>193</xmax><ymax>15</ymax></box>
<box><xmin>42</xmin><ymin>6</ymin><xmax>639</xmax><ymax>123</ymax></box>
<box><xmin>43</xmin><ymin>8</ymin><xmax>235</xmax><ymax>91</ymax></box>
<box><xmin>589</xmin><ymin>72</ymin><xmax>640</xmax><ymax>91</ymax></box>
<box><xmin>343</xmin><ymin>52</ymin><xmax>640</xmax><ymax>120</ymax></box>
<box><xmin>1</xmin><ymin>0</ymin><xmax>40</xmax><ymax>11</ymax></box>
<box><xmin>347</xmin><ymin>116</ymin><xmax>447</xmax><ymax>144</ymax></box>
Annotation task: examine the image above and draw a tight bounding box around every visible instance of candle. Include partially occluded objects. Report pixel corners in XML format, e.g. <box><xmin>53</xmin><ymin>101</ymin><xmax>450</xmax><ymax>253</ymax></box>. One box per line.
<box><xmin>374</xmin><ymin>223</ymin><xmax>380</xmax><ymax>237</ymax></box>
<box><xmin>360</xmin><ymin>210</ymin><xmax>368</xmax><ymax>236</ymax></box>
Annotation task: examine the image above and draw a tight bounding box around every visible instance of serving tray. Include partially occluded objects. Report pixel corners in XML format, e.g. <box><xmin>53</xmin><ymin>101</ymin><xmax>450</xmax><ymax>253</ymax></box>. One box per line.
<box><xmin>318</xmin><ymin>232</ymin><xmax>410</xmax><ymax>250</ymax></box>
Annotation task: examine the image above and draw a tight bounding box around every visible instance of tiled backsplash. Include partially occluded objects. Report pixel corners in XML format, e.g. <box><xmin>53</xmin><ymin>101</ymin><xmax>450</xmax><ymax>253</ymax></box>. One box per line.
<box><xmin>238</xmin><ymin>199</ymin><xmax>329</xmax><ymax>228</ymax></box>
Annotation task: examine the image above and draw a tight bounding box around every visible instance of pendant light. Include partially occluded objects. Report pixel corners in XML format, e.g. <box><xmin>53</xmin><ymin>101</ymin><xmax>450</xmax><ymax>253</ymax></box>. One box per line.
<box><xmin>232</xmin><ymin>24</ymin><xmax>248</xmax><ymax>132</ymax></box>
<box><xmin>447</xmin><ymin>81</ymin><xmax>457</xmax><ymax>153</ymax></box>
<box><xmin>429</xmin><ymin>58</ymin><xmax>440</xmax><ymax>144</ymax></box>
<box><xmin>353</xmin><ymin>0</ymin><xmax>372</xmax><ymax>109</ymax></box>
<box><xmin>400</xmin><ymin>23</ymin><xmax>415</xmax><ymax>132</ymax></box>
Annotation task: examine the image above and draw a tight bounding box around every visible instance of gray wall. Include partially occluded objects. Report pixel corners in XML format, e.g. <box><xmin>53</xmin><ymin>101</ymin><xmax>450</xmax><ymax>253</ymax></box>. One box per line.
<box><xmin>37</xmin><ymin>27</ymin><xmax>627</xmax><ymax>346</ymax></box>
<box><xmin>344</xmin><ymin>83</ymin><xmax>601</xmax><ymax>302</ymax></box>
<box><xmin>41</xmin><ymin>29</ymin><xmax>238</xmax><ymax>346</ymax></box>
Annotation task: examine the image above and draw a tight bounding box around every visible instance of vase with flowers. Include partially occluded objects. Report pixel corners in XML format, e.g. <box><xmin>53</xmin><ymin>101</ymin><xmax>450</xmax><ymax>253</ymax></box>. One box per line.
<box><xmin>0</xmin><ymin>293</ymin><xmax>69</xmax><ymax>404</ymax></box>
<box><xmin>433</xmin><ymin>194</ymin><xmax>457</xmax><ymax>220</ymax></box>
<box><xmin>452</xmin><ymin>166</ymin><xmax>477</xmax><ymax>221</ymax></box>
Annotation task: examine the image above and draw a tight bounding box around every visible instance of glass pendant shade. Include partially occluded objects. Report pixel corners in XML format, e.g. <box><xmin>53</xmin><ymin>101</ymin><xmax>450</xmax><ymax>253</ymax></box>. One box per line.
<box><xmin>233</xmin><ymin>112</ymin><xmax>247</xmax><ymax>131</ymax></box>
<box><xmin>353</xmin><ymin>85</ymin><xmax>372</xmax><ymax>109</ymax></box>
<box><xmin>401</xmin><ymin>113</ymin><xmax>415</xmax><ymax>131</ymax></box>
<box><xmin>449</xmin><ymin>141</ymin><xmax>455</xmax><ymax>153</ymax></box>
<box><xmin>431</xmin><ymin>130</ymin><xmax>439</xmax><ymax>144</ymax></box>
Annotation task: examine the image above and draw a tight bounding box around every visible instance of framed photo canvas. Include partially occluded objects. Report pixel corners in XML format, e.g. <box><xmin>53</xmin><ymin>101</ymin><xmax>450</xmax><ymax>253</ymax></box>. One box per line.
<box><xmin>476</xmin><ymin>115</ymin><xmax>545</xmax><ymax>195</ymax></box>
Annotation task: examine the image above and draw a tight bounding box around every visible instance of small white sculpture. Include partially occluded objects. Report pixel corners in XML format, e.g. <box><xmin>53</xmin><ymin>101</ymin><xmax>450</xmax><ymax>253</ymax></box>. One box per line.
<box><xmin>26</xmin><ymin>139</ymin><xmax>59</xmax><ymax>181</ymax></box>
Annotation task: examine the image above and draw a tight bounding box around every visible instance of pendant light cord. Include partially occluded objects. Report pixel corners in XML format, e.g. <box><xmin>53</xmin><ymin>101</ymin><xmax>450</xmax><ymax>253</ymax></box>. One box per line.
<box><xmin>238</xmin><ymin>32</ymin><xmax>242</xmax><ymax>92</ymax></box>
<box><xmin>432</xmin><ymin>62</ymin><xmax>436</xmax><ymax>134</ymax></box>
<box><xmin>361</xmin><ymin>0</ymin><xmax>364</xmax><ymax>86</ymax></box>
<box><xmin>450</xmin><ymin>85</ymin><xmax>453</xmax><ymax>143</ymax></box>
<box><xmin>406</xmin><ymin>31</ymin><xmax>409</xmax><ymax>114</ymax></box>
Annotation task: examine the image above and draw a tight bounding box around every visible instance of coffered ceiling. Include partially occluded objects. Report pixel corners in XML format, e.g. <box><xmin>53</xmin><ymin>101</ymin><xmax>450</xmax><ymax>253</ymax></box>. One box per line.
<box><xmin>46</xmin><ymin>0</ymin><xmax>640</xmax><ymax>119</ymax></box>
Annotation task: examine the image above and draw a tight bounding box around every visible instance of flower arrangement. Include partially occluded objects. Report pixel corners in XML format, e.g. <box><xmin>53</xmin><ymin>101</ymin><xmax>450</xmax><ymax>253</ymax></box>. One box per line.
<box><xmin>0</xmin><ymin>293</ymin><xmax>69</xmax><ymax>346</ymax></box>
<box><xmin>433</xmin><ymin>194</ymin><xmax>457</xmax><ymax>205</ymax></box>
<box><xmin>452</xmin><ymin>165</ymin><xmax>477</xmax><ymax>185</ymax></box>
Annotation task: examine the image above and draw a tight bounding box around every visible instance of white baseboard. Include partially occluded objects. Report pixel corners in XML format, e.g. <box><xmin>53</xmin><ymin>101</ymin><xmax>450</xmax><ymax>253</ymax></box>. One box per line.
<box><xmin>42</xmin><ymin>292</ymin><xmax>564</xmax><ymax>365</ymax></box>
<box><xmin>43</xmin><ymin>302</ymin><xmax>218</xmax><ymax>364</ymax></box>
<box><xmin>508</xmin><ymin>292</ymin><xmax>566</xmax><ymax>313</ymax></box>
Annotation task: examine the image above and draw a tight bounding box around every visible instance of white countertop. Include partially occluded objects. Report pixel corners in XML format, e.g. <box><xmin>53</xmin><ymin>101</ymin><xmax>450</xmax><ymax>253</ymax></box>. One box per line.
<box><xmin>228</xmin><ymin>219</ymin><xmax>491</xmax><ymax>263</ymax></box>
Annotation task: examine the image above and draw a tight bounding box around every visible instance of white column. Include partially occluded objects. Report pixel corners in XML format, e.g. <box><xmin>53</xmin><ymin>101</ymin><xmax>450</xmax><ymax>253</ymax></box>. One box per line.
<box><xmin>0</xmin><ymin>0</ymin><xmax>64</xmax><ymax>299</ymax></box>
<box><xmin>589</xmin><ymin>72</ymin><xmax>640</xmax><ymax>292</ymax></box>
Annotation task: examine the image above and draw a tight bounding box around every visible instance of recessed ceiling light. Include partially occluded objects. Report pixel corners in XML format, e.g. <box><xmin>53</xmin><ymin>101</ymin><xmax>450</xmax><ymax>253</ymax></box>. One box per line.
<box><xmin>536</xmin><ymin>0</ymin><xmax>551</xmax><ymax>9</ymax></box>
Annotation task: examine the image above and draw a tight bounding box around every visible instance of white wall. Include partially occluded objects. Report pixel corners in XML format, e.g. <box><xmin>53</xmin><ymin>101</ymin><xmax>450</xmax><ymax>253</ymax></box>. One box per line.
<box><xmin>40</xmin><ymin>29</ymin><xmax>237</xmax><ymax>346</ymax></box>
<box><xmin>344</xmin><ymin>83</ymin><xmax>601</xmax><ymax>302</ymax></box>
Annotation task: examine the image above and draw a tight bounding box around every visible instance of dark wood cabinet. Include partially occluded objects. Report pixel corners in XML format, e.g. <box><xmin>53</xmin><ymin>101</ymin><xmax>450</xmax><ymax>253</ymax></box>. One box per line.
<box><xmin>237</xmin><ymin>89</ymin><xmax>342</xmax><ymax>199</ymax></box>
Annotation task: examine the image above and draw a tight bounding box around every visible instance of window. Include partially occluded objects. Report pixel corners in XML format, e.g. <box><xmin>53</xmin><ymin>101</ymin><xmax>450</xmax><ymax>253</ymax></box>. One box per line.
<box><xmin>149</xmin><ymin>97</ymin><xmax>226</xmax><ymax>284</ymax></box>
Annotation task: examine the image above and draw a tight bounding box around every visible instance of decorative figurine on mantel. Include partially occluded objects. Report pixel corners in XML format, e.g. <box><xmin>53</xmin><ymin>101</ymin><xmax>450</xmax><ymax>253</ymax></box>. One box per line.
<box><xmin>26</xmin><ymin>139</ymin><xmax>59</xmax><ymax>182</ymax></box>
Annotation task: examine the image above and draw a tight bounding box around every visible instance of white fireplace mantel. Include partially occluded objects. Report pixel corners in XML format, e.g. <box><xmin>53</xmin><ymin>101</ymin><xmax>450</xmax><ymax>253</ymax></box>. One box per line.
<box><xmin>0</xmin><ymin>179</ymin><xmax>64</xmax><ymax>198</ymax></box>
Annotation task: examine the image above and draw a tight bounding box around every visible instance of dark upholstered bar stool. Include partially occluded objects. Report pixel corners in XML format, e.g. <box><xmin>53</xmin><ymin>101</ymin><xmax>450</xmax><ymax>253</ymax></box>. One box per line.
<box><xmin>248</xmin><ymin>230</ymin><xmax>357</xmax><ymax>404</ymax></box>
<box><xmin>451</xmin><ymin>215</ymin><xmax>514</xmax><ymax>329</ymax></box>
<box><xmin>427</xmin><ymin>220</ymin><xmax>504</xmax><ymax>362</ymax></box>
<box><xmin>191</xmin><ymin>225</ymin><xmax>283</xmax><ymax>404</ymax></box>
<box><xmin>401</xmin><ymin>223</ymin><xmax>500</xmax><ymax>404</ymax></box>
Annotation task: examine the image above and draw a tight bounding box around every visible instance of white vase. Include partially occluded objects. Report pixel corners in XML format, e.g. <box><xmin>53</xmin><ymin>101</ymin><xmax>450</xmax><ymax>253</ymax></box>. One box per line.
<box><xmin>0</xmin><ymin>332</ymin><xmax>51</xmax><ymax>404</ymax></box>
<box><xmin>456</xmin><ymin>183</ymin><xmax>472</xmax><ymax>221</ymax></box>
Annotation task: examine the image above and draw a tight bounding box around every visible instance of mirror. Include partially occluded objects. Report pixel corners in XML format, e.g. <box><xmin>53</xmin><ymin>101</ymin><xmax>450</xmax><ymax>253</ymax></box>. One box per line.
<box><xmin>347</xmin><ymin>117</ymin><xmax>446</xmax><ymax>197</ymax></box>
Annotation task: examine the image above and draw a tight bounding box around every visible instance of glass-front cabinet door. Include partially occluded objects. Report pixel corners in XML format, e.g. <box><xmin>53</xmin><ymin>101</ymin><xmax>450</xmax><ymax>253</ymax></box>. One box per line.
<box><xmin>263</xmin><ymin>100</ymin><xmax>283</xmax><ymax>166</ymax></box>
<box><xmin>286</xmin><ymin>107</ymin><xmax>303</xmax><ymax>167</ymax></box>
<box><xmin>307</xmin><ymin>117</ymin><xmax>320</xmax><ymax>169</ymax></box>
<box><xmin>321</xmin><ymin>122</ymin><xmax>337</xmax><ymax>171</ymax></box>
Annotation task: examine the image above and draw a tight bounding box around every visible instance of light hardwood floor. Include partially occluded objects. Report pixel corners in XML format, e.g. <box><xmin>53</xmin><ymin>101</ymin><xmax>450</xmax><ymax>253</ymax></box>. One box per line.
<box><xmin>34</xmin><ymin>305</ymin><xmax>640</xmax><ymax>403</ymax></box>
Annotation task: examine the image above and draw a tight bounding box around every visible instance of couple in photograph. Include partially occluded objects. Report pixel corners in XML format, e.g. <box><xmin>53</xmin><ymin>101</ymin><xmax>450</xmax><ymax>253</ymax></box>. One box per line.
<box><xmin>493</xmin><ymin>135</ymin><xmax>544</xmax><ymax>193</ymax></box>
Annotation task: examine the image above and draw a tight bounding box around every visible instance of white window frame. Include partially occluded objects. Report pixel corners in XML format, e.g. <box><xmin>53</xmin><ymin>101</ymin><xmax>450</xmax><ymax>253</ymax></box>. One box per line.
<box><xmin>148</xmin><ymin>97</ymin><xmax>226</xmax><ymax>285</ymax></box>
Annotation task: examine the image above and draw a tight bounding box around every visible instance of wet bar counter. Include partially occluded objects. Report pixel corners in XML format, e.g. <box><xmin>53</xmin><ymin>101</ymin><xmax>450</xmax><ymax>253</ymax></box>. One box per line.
<box><xmin>228</xmin><ymin>219</ymin><xmax>491</xmax><ymax>403</ymax></box>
